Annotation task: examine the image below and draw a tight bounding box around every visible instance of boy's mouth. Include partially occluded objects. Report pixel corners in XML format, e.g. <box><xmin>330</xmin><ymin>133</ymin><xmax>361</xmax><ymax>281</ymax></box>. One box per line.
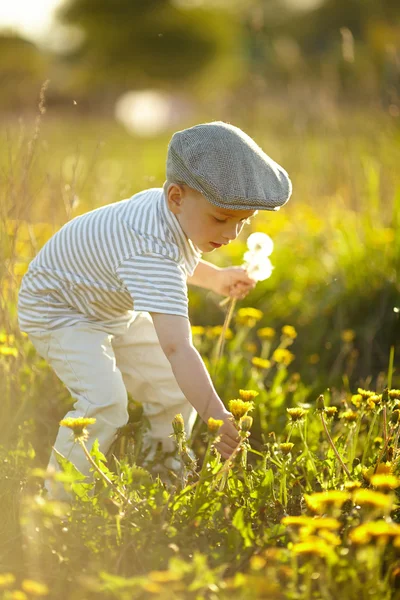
<box><xmin>210</xmin><ymin>242</ymin><xmax>222</xmax><ymax>248</ymax></box>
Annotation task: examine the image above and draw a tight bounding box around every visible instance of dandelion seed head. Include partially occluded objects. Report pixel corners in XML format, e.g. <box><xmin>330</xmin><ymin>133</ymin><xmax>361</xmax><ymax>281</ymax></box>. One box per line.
<box><xmin>246</xmin><ymin>232</ymin><xmax>274</xmax><ymax>256</ymax></box>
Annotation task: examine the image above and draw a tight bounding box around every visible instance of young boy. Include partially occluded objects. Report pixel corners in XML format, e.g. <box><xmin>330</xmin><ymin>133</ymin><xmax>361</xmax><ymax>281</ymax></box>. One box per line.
<box><xmin>18</xmin><ymin>121</ymin><xmax>292</xmax><ymax>499</ymax></box>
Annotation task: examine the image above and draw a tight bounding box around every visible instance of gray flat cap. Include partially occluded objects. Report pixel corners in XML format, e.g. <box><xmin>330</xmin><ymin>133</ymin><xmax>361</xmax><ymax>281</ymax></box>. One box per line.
<box><xmin>166</xmin><ymin>121</ymin><xmax>292</xmax><ymax>211</ymax></box>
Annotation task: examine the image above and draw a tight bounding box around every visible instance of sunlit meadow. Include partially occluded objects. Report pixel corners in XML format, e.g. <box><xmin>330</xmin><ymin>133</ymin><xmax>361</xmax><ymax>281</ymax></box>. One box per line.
<box><xmin>0</xmin><ymin>100</ymin><xmax>399</xmax><ymax>599</ymax></box>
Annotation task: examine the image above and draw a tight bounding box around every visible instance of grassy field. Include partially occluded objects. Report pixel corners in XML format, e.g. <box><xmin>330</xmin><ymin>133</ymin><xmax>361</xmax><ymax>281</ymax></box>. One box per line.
<box><xmin>0</xmin><ymin>105</ymin><xmax>399</xmax><ymax>599</ymax></box>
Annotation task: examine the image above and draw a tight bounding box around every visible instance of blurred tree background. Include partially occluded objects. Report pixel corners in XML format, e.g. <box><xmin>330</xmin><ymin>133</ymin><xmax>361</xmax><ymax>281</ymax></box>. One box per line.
<box><xmin>0</xmin><ymin>0</ymin><xmax>399</xmax><ymax>392</ymax></box>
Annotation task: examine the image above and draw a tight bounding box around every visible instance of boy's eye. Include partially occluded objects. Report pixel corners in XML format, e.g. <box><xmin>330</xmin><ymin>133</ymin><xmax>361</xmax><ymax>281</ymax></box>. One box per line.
<box><xmin>213</xmin><ymin>216</ymin><xmax>227</xmax><ymax>223</ymax></box>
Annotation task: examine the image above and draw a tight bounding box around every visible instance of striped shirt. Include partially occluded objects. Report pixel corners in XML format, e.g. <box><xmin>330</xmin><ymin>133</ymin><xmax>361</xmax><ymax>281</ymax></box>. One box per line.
<box><xmin>18</xmin><ymin>188</ymin><xmax>201</xmax><ymax>332</ymax></box>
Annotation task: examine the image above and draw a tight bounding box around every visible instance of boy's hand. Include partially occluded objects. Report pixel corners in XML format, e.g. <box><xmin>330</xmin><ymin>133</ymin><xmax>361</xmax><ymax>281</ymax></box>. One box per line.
<box><xmin>213</xmin><ymin>411</ymin><xmax>240</xmax><ymax>459</ymax></box>
<box><xmin>211</xmin><ymin>266</ymin><xmax>256</xmax><ymax>300</ymax></box>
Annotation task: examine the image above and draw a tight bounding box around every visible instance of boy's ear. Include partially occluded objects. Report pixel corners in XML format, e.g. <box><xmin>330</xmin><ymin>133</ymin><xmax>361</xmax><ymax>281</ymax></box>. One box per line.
<box><xmin>166</xmin><ymin>184</ymin><xmax>184</xmax><ymax>215</ymax></box>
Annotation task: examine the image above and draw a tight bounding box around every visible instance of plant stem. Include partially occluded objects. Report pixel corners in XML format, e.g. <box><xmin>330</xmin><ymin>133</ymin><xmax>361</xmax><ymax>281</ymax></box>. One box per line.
<box><xmin>213</xmin><ymin>297</ymin><xmax>237</xmax><ymax>375</ymax></box>
<box><xmin>320</xmin><ymin>413</ymin><xmax>351</xmax><ymax>478</ymax></box>
<box><xmin>78</xmin><ymin>438</ymin><xmax>129</xmax><ymax>504</ymax></box>
<box><xmin>361</xmin><ymin>412</ymin><xmax>378</xmax><ymax>466</ymax></box>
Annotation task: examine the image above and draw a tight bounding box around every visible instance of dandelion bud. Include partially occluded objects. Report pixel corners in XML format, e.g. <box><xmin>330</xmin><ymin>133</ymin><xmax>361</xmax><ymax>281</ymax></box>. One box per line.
<box><xmin>239</xmin><ymin>415</ymin><xmax>253</xmax><ymax>432</ymax></box>
<box><xmin>382</xmin><ymin>387</ymin><xmax>390</xmax><ymax>404</ymax></box>
<box><xmin>172</xmin><ymin>414</ymin><xmax>185</xmax><ymax>436</ymax></box>
<box><xmin>279</xmin><ymin>442</ymin><xmax>294</xmax><ymax>456</ymax></box>
<box><xmin>391</xmin><ymin>410</ymin><xmax>400</xmax><ymax>426</ymax></box>
<box><xmin>316</xmin><ymin>395</ymin><xmax>325</xmax><ymax>413</ymax></box>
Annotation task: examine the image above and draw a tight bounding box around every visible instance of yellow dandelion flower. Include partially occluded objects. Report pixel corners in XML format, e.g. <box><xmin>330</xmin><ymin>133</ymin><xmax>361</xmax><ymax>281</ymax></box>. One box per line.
<box><xmin>59</xmin><ymin>417</ymin><xmax>96</xmax><ymax>439</ymax></box>
<box><xmin>0</xmin><ymin>573</ymin><xmax>16</xmax><ymax>589</ymax></box>
<box><xmin>282</xmin><ymin>325</ymin><xmax>297</xmax><ymax>339</ymax></box>
<box><xmin>351</xmin><ymin>394</ymin><xmax>363</xmax><ymax>408</ymax></box>
<box><xmin>292</xmin><ymin>538</ymin><xmax>332</xmax><ymax>557</ymax></box>
<box><xmin>287</xmin><ymin>407</ymin><xmax>306</xmax><ymax>422</ymax></box>
<box><xmin>21</xmin><ymin>580</ymin><xmax>49</xmax><ymax>597</ymax></box>
<box><xmin>207</xmin><ymin>326</ymin><xmax>233</xmax><ymax>339</ymax></box>
<box><xmin>236</xmin><ymin>307</ymin><xmax>263</xmax><ymax>327</ymax></box>
<box><xmin>207</xmin><ymin>417</ymin><xmax>224</xmax><ymax>435</ymax></box>
<box><xmin>341</xmin><ymin>330</ymin><xmax>355</xmax><ymax>343</ymax></box>
<box><xmin>0</xmin><ymin>346</ymin><xmax>18</xmax><ymax>357</ymax></box>
<box><xmin>250</xmin><ymin>555</ymin><xmax>266</xmax><ymax>570</ymax></box>
<box><xmin>11</xmin><ymin>591</ymin><xmax>28</xmax><ymax>600</ymax></box>
<box><xmin>251</xmin><ymin>356</ymin><xmax>271</xmax><ymax>369</ymax></box>
<box><xmin>279</xmin><ymin>442</ymin><xmax>294</xmax><ymax>455</ymax></box>
<box><xmin>357</xmin><ymin>388</ymin><xmax>375</xmax><ymax>399</ymax></box>
<box><xmin>373</xmin><ymin>437</ymin><xmax>383</xmax><ymax>448</ymax></box>
<box><xmin>353</xmin><ymin>489</ymin><xmax>394</xmax><ymax>511</ymax></box>
<box><xmin>370</xmin><ymin>474</ymin><xmax>400</xmax><ymax>491</ymax></box>
<box><xmin>257</xmin><ymin>327</ymin><xmax>275</xmax><ymax>339</ymax></box>
<box><xmin>272</xmin><ymin>348</ymin><xmax>295</xmax><ymax>366</ymax></box>
<box><xmin>239</xmin><ymin>389</ymin><xmax>259</xmax><ymax>401</ymax></box>
<box><xmin>389</xmin><ymin>389</ymin><xmax>400</xmax><ymax>400</ymax></box>
<box><xmin>349</xmin><ymin>521</ymin><xmax>400</xmax><ymax>545</ymax></box>
<box><xmin>191</xmin><ymin>326</ymin><xmax>205</xmax><ymax>336</ymax></box>
<box><xmin>343</xmin><ymin>481</ymin><xmax>362</xmax><ymax>492</ymax></box>
<box><xmin>172</xmin><ymin>414</ymin><xmax>185</xmax><ymax>436</ymax></box>
<box><xmin>282</xmin><ymin>516</ymin><xmax>341</xmax><ymax>531</ymax></box>
<box><xmin>318</xmin><ymin>530</ymin><xmax>341</xmax><ymax>546</ymax></box>
<box><xmin>340</xmin><ymin>410</ymin><xmax>358</xmax><ymax>423</ymax></box>
<box><xmin>325</xmin><ymin>407</ymin><xmax>338</xmax><ymax>418</ymax></box>
<box><xmin>228</xmin><ymin>399</ymin><xmax>254</xmax><ymax>420</ymax></box>
<box><xmin>375</xmin><ymin>462</ymin><xmax>394</xmax><ymax>475</ymax></box>
<box><xmin>304</xmin><ymin>491</ymin><xmax>351</xmax><ymax>514</ymax></box>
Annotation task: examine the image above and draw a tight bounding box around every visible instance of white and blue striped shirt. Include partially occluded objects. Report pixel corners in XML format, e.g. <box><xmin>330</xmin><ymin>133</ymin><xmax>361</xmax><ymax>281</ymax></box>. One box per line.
<box><xmin>18</xmin><ymin>188</ymin><xmax>201</xmax><ymax>332</ymax></box>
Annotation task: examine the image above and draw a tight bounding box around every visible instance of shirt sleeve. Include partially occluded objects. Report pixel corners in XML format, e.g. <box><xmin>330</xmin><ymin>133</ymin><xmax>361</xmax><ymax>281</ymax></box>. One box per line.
<box><xmin>116</xmin><ymin>254</ymin><xmax>189</xmax><ymax>318</ymax></box>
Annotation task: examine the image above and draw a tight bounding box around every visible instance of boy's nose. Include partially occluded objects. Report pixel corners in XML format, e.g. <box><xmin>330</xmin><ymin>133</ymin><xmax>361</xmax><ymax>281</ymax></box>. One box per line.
<box><xmin>223</xmin><ymin>223</ymin><xmax>241</xmax><ymax>241</ymax></box>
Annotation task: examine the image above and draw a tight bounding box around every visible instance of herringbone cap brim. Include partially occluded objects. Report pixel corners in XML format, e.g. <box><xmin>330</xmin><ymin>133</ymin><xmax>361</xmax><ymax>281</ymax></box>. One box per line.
<box><xmin>166</xmin><ymin>121</ymin><xmax>292</xmax><ymax>211</ymax></box>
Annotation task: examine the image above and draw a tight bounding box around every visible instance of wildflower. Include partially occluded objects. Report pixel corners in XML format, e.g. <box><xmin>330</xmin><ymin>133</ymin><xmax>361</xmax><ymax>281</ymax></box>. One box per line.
<box><xmin>0</xmin><ymin>573</ymin><xmax>16</xmax><ymax>588</ymax></box>
<box><xmin>304</xmin><ymin>491</ymin><xmax>351</xmax><ymax>514</ymax></box>
<box><xmin>370</xmin><ymin>474</ymin><xmax>400</xmax><ymax>492</ymax></box>
<box><xmin>11</xmin><ymin>591</ymin><xmax>28</xmax><ymax>600</ymax></box>
<box><xmin>349</xmin><ymin>521</ymin><xmax>400</xmax><ymax>545</ymax></box>
<box><xmin>389</xmin><ymin>389</ymin><xmax>400</xmax><ymax>400</ymax></box>
<box><xmin>191</xmin><ymin>326</ymin><xmax>205</xmax><ymax>336</ymax></box>
<box><xmin>240</xmin><ymin>415</ymin><xmax>253</xmax><ymax>432</ymax></box>
<box><xmin>343</xmin><ymin>481</ymin><xmax>362</xmax><ymax>492</ymax></box>
<box><xmin>207</xmin><ymin>325</ymin><xmax>233</xmax><ymax>339</ymax></box>
<box><xmin>351</xmin><ymin>394</ymin><xmax>363</xmax><ymax>408</ymax></box>
<box><xmin>341</xmin><ymin>330</ymin><xmax>355</xmax><ymax>343</ymax></box>
<box><xmin>318</xmin><ymin>530</ymin><xmax>341</xmax><ymax>546</ymax></box>
<box><xmin>246</xmin><ymin>232</ymin><xmax>274</xmax><ymax>255</ymax></box>
<box><xmin>282</xmin><ymin>325</ymin><xmax>297</xmax><ymax>339</ymax></box>
<box><xmin>0</xmin><ymin>346</ymin><xmax>18</xmax><ymax>357</ymax></box>
<box><xmin>357</xmin><ymin>388</ymin><xmax>375</xmax><ymax>399</ymax></box>
<box><xmin>21</xmin><ymin>580</ymin><xmax>49</xmax><ymax>596</ymax></box>
<box><xmin>279</xmin><ymin>442</ymin><xmax>294</xmax><ymax>455</ymax></box>
<box><xmin>59</xmin><ymin>417</ymin><xmax>96</xmax><ymax>440</ymax></box>
<box><xmin>282</xmin><ymin>516</ymin><xmax>341</xmax><ymax>531</ymax></box>
<box><xmin>352</xmin><ymin>489</ymin><xmax>394</xmax><ymax>511</ymax></box>
<box><xmin>325</xmin><ymin>407</ymin><xmax>338</xmax><ymax>419</ymax></box>
<box><xmin>236</xmin><ymin>307</ymin><xmax>263</xmax><ymax>327</ymax></box>
<box><xmin>249</xmin><ymin>555</ymin><xmax>266</xmax><ymax>570</ymax></box>
<box><xmin>340</xmin><ymin>410</ymin><xmax>358</xmax><ymax>423</ymax></box>
<box><xmin>251</xmin><ymin>357</ymin><xmax>271</xmax><ymax>369</ymax></box>
<box><xmin>373</xmin><ymin>436</ymin><xmax>383</xmax><ymax>448</ymax></box>
<box><xmin>207</xmin><ymin>417</ymin><xmax>224</xmax><ymax>435</ymax></box>
<box><xmin>287</xmin><ymin>407</ymin><xmax>306</xmax><ymax>422</ymax></box>
<box><xmin>172</xmin><ymin>414</ymin><xmax>185</xmax><ymax>436</ymax></box>
<box><xmin>239</xmin><ymin>389</ymin><xmax>259</xmax><ymax>401</ymax></box>
<box><xmin>228</xmin><ymin>399</ymin><xmax>254</xmax><ymax>420</ymax></box>
<box><xmin>272</xmin><ymin>348</ymin><xmax>295</xmax><ymax>366</ymax></box>
<box><xmin>257</xmin><ymin>327</ymin><xmax>275</xmax><ymax>339</ymax></box>
<box><xmin>367</xmin><ymin>394</ymin><xmax>382</xmax><ymax>409</ymax></box>
<box><xmin>292</xmin><ymin>538</ymin><xmax>332</xmax><ymax>557</ymax></box>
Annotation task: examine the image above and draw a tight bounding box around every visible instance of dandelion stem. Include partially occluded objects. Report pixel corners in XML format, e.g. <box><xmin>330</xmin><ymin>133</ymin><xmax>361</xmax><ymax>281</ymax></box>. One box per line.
<box><xmin>387</xmin><ymin>345</ymin><xmax>395</xmax><ymax>390</ymax></box>
<box><xmin>214</xmin><ymin>297</ymin><xmax>237</xmax><ymax>374</ymax></box>
<box><xmin>320</xmin><ymin>413</ymin><xmax>351</xmax><ymax>478</ymax></box>
<box><xmin>361</xmin><ymin>412</ymin><xmax>378</xmax><ymax>466</ymax></box>
<box><xmin>78</xmin><ymin>438</ymin><xmax>129</xmax><ymax>504</ymax></box>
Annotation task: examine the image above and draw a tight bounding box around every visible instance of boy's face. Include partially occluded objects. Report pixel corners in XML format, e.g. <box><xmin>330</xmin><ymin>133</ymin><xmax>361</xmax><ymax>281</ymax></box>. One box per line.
<box><xmin>166</xmin><ymin>184</ymin><xmax>256</xmax><ymax>253</ymax></box>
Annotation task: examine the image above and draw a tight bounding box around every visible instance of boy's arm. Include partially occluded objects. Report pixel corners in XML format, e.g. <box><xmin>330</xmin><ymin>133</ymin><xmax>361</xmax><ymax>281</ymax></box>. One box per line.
<box><xmin>150</xmin><ymin>312</ymin><xmax>239</xmax><ymax>457</ymax></box>
<box><xmin>187</xmin><ymin>259</ymin><xmax>221</xmax><ymax>291</ymax></box>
